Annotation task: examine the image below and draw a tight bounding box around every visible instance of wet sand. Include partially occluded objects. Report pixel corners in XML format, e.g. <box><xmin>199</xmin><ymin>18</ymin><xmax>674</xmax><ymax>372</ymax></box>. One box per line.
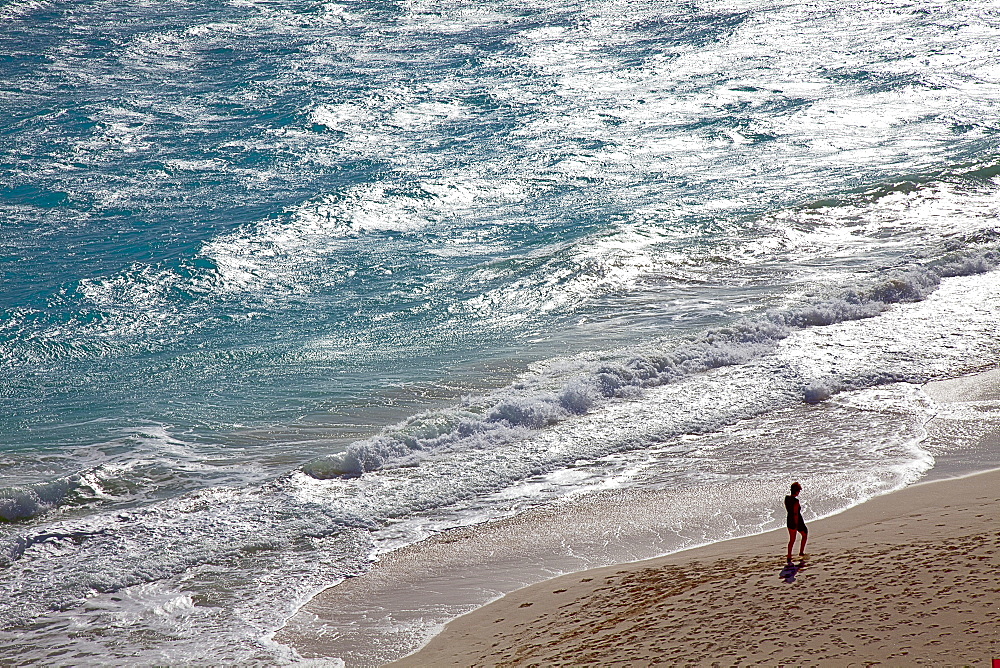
<box><xmin>278</xmin><ymin>368</ymin><xmax>1000</xmax><ymax>666</ymax></box>
<box><xmin>390</xmin><ymin>466</ymin><xmax>1000</xmax><ymax>666</ymax></box>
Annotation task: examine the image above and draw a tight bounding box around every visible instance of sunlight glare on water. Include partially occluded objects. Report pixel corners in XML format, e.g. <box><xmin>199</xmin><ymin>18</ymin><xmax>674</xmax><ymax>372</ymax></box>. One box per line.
<box><xmin>2</xmin><ymin>0</ymin><xmax>1000</xmax><ymax>663</ymax></box>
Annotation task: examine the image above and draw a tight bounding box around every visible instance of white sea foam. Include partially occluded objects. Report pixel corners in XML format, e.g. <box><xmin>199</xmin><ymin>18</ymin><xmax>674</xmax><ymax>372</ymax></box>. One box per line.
<box><xmin>5</xmin><ymin>0</ymin><xmax>1000</xmax><ymax>663</ymax></box>
<box><xmin>0</xmin><ymin>478</ymin><xmax>77</xmax><ymax>523</ymax></box>
<box><xmin>5</xmin><ymin>253</ymin><xmax>999</xmax><ymax>665</ymax></box>
<box><xmin>198</xmin><ymin>177</ymin><xmax>528</xmax><ymax>295</ymax></box>
<box><xmin>0</xmin><ymin>0</ymin><xmax>57</xmax><ymax>21</ymax></box>
<box><xmin>304</xmin><ymin>257</ymin><xmax>1000</xmax><ymax>478</ymax></box>
<box><xmin>61</xmin><ymin>172</ymin><xmax>534</xmax><ymax>340</ymax></box>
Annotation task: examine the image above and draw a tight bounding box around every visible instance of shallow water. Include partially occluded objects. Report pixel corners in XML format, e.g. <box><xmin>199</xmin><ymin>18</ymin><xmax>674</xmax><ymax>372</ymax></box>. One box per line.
<box><xmin>2</xmin><ymin>0</ymin><xmax>1000</xmax><ymax>664</ymax></box>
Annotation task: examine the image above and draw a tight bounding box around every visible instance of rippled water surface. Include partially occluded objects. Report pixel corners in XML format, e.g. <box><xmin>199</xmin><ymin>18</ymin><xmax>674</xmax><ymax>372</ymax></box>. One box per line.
<box><xmin>2</xmin><ymin>0</ymin><xmax>1000</xmax><ymax>663</ymax></box>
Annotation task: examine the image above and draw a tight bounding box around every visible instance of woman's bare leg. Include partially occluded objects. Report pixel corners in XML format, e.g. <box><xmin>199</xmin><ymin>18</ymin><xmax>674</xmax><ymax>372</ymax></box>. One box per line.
<box><xmin>787</xmin><ymin>528</ymin><xmax>797</xmax><ymax>560</ymax></box>
<box><xmin>798</xmin><ymin>530</ymin><xmax>808</xmax><ymax>556</ymax></box>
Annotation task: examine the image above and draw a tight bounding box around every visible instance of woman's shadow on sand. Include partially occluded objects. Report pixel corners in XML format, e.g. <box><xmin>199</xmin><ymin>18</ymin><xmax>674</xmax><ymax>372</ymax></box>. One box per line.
<box><xmin>779</xmin><ymin>560</ymin><xmax>807</xmax><ymax>583</ymax></box>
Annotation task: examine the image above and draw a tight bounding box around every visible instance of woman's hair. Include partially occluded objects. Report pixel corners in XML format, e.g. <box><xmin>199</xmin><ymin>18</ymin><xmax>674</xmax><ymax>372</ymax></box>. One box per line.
<box><xmin>790</xmin><ymin>482</ymin><xmax>801</xmax><ymax>494</ymax></box>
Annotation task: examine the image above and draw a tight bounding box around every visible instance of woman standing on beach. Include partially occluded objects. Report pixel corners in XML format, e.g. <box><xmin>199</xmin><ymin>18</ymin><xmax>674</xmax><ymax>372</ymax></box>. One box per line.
<box><xmin>785</xmin><ymin>482</ymin><xmax>808</xmax><ymax>561</ymax></box>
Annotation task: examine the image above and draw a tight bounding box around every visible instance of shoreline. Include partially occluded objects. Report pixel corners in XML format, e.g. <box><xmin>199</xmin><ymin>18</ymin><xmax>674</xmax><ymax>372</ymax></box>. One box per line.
<box><xmin>277</xmin><ymin>367</ymin><xmax>1000</xmax><ymax>666</ymax></box>
<box><xmin>385</xmin><ymin>367</ymin><xmax>1000</xmax><ymax>666</ymax></box>
<box><xmin>391</xmin><ymin>465</ymin><xmax>1000</xmax><ymax>666</ymax></box>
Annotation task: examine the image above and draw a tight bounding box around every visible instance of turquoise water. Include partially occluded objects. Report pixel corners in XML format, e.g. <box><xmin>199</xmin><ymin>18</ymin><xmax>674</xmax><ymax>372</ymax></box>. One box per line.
<box><xmin>2</xmin><ymin>0</ymin><xmax>1000</xmax><ymax>663</ymax></box>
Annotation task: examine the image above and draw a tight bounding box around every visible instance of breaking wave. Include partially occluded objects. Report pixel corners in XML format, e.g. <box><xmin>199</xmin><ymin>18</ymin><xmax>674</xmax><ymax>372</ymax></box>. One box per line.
<box><xmin>0</xmin><ymin>477</ymin><xmax>78</xmax><ymax>524</ymax></box>
<box><xmin>0</xmin><ymin>462</ymin><xmax>148</xmax><ymax>525</ymax></box>
<box><xmin>304</xmin><ymin>250</ymin><xmax>998</xmax><ymax>477</ymax></box>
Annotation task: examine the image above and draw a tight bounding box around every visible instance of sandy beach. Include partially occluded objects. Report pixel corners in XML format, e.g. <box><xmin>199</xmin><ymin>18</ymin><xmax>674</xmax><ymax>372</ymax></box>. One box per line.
<box><xmin>273</xmin><ymin>370</ymin><xmax>1000</xmax><ymax>667</ymax></box>
<box><xmin>391</xmin><ymin>466</ymin><xmax>1000</xmax><ymax>666</ymax></box>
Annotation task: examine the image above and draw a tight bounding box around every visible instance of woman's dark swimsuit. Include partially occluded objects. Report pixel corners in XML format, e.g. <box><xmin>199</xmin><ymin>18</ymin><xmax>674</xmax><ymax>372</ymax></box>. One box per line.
<box><xmin>785</xmin><ymin>495</ymin><xmax>807</xmax><ymax>533</ymax></box>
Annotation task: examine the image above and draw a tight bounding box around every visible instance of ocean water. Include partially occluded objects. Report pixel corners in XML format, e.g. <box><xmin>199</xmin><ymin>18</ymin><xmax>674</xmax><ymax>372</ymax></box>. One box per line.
<box><xmin>2</xmin><ymin>0</ymin><xmax>1000</xmax><ymax>663</ymax></box>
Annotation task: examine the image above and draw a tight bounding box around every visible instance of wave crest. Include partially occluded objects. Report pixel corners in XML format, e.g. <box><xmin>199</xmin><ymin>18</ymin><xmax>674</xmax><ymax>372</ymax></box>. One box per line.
<box><xmin>0</xmin><ymin>477</ymin><xmax>77</xmax><ymax>523</ymax></box>
<box><xmin>303</xmin><ymin>253</ymin><xmax>998</xmax><ymax>478</ymax></box>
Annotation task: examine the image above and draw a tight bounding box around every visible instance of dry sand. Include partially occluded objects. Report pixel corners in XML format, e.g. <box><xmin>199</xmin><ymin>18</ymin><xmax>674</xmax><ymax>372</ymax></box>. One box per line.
<box><xmin>279</xmin><ymin>368</ymin><xmax>1000</xmax><ymax>666</ymax></box>
<box><xmin>392</xmin><ymin>467</ymin><xmax>1000</xmax><ymax>666</ymax></box>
